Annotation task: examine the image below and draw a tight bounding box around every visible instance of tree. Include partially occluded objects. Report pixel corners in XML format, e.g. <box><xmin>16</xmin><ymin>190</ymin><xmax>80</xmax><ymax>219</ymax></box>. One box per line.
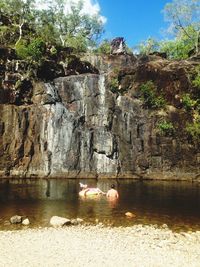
<box><xmin>136</xmin><ymin>38</ymin><xmax>160</xmax><ymax>55</ymax></box>
<box><xmin>160</xmin><ymin>25</ymin><xmax>199</xmax><ymax>59</ymax></box>
<box><xmin>0</xmin><ymin>0</ymin><xmax>104</xmax><ymax>52</ymax></box>
<box><xmin>36</xmin><ymin>0</ymin><xmax>104</xmax><ymax>50</ymax></box>
<box><xmin>163</xmin><ymin>0</ymin><xmax>200</xmax><ymax>54</ymax></box>
<box><xmin>0</xmin><ymin>0</ymin><xmax>36</xmax><ymax>46</ymax></box>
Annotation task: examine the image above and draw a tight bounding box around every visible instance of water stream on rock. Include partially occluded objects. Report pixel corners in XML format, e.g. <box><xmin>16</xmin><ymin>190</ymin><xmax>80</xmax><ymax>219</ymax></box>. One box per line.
<box><xmin>0</xmin><ymin>179</ymin><xmax>200</xmax><ymax>231</ymax></box>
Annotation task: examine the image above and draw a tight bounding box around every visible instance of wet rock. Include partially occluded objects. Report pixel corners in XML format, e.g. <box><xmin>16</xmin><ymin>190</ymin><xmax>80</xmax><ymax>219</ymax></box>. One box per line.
<box><xmin>10</xmin><ymin>215</ymin><xmax>22</xmax><ymax>224</ymax></box>
<box><xmin>37</xmin><ymin>60</ymin><xmax>65</xmax><ymax>81</ymax></box>
<box><xmin>22</xmin><ymin>218</ymin><xmax>30</xmax><ymax>226</ymax></box>
<box><xmin>64</xmin><ymin>56</ymin><xmax>99</xmax><ymax>76</ymax></box>
<box><xmin>50</xmin><ymin>216</ymin><xmax>71</xmax><ymax>227</ymax></box>
<box><xmin>125</xmin><ymin>212</ymin><xmax>136</xmax><ymax>218</ymax></box>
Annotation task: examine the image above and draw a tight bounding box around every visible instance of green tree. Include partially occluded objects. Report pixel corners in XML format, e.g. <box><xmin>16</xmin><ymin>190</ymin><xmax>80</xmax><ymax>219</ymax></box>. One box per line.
<box><xmin>0</xmin><ymin>0</ymin><xmax>36</xmax><ymax>46</ymax></box>
<box><xmin>0</xmin><ymin>0</ymin><xmax>104</xmax><ymax>52</ymax></box>
<box><xmin>163</xmin><ymin>0</ymin><xmax>200</xmax><ymax>54</ymax></box>
<box><xmin>136</xmin><ymin>38</ymin><xmax>159</xmax><ymax>55</ymax></box>
<box><xmin>36</xmin><ymin>0</ymin><xmax>104</xmax><ymax>51</ymax></box>
<box><xmin>96</xmin><ymin>39</ymin><xmax>111</xmax><ymax>54</ymax></box>
<box><xmin>160</xmin><ymin>25</ymin><xmax>198</xmax><ymax>59</ymax></box>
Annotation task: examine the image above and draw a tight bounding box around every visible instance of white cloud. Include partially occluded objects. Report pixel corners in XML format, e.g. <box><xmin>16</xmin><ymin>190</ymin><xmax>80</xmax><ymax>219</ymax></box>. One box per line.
<box><xmin>37</xmin><ymin>0</ymin><xmax>107</xmax><ymax>24</ymax></box>
<box><xmin>68</xmin><ymin>0</ymin><xmax>107</xmax><ymax>24</ymax></box>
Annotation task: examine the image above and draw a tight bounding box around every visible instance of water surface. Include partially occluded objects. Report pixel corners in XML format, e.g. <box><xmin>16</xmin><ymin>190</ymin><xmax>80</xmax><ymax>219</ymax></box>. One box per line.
<box><xmin>0</xmin><ymin>179</ymin><xmax>200</xmax><ymax>231</ymax></box>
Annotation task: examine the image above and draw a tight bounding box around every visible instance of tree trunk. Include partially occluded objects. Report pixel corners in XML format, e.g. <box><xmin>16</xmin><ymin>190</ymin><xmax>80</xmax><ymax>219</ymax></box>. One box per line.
<box><xmin>15</xmin><ymin>22</ymin><xmax>24</xmax><ymax>47</ymax></box>
<box><xmin>195</xmin><ymin>31</ymin><xmax>200</xmax><ymax>54</ymax></box>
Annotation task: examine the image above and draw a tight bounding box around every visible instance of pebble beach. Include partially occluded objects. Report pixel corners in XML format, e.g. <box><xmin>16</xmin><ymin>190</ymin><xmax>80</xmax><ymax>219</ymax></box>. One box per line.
<box><xmin>0</xmin><ymin>224</ymin><xmax>200</xmax><ymax>267</ymax></box>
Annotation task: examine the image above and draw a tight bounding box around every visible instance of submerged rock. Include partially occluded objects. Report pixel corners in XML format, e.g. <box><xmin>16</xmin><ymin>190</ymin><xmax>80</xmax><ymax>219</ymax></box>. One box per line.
<box><xmin>10</xmin><ymin>215</ymin><xmax>22</xmax><ymax>224</ymax></box>
<box><xmin>22</xmin><ymin>218</ymin><xmax>30</xmax><ymax>226</ymax></box>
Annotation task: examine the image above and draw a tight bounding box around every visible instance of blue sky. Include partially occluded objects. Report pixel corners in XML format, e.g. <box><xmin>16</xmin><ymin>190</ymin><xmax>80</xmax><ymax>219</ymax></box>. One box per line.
<box><xmin>98</xmin><ymin>0</ymin><xmax>171</xmax><ymax>47</ymax></box>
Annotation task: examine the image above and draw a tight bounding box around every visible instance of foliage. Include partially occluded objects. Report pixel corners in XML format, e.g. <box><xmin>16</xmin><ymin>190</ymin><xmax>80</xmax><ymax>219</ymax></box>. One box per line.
<box><xmin>136</xmin><ymin>38</ymin><xmax>160</xmax><ymax>55</ymax></box>
<box><xmin>186</xmin><ymin>121</ymin><xmax>200</xmax><ymax>141</ymax></box>
<box><xmin>140</xmin><ymin>81</ymin><xmax>166</xmax><ymax>109</ymax></box>
<box><xmin>96</xmin><ymin>40</ymin><xmax>111</xmax><ymax>54</ymax></box>
<box><xmin>136</xmin><ymin>1</ymin><xmax>200</xmax><ymax>59</ymax></box>
<box><xmin>160</xmin><ymin>26</ymin><xmax>197</xmax><ymax>59</ymax></box>
<box><xmin>182</xmin><ymin>93</ymin><xmax>197</xmax><ymax>111</ymax></box>
<box><xmin>15</xmin><ymin>40</ymin><xmax>29</xmax><ymax>59</ymax></box>
<box><xmin>27</xmin><ymin>38</ymin><xmax>46</xmax><ymax>60</ymax></box>
<box><xmin>36</xmin><ymin>0</ymin><xmax>104</xmax><ymax>50</ymax></box>
<box><xmin>163</xmin><ymin>0</ymin><xmax>200</xmax><ymax>55</ymax></box>
<box><xmin>0</xmin><ymin>0</ymin><xmax>36</xmax><ymax>46</ymax></box>
<box><xmin>15</xmin><ymin>38</ymin><xmax>46</xmax><ymax>61</ymax></box>
<box><xmin>108</xmin><ymin>77</ymin><xmax>119</xmax><ymax>93</ymax></box>
<box><xmin>0</xmin><ymin>0</ymin><xmax>104</xmax><ymax>51</ymax></box>
<box><xmin>157</xmin><ymin>120</ymin><xmax>175</xmax><ymax>136</ymax></box>
<box><xmin>192</xmin><ymin>66</ymin><xmax>200</xmax><ymax>89</ymax></box>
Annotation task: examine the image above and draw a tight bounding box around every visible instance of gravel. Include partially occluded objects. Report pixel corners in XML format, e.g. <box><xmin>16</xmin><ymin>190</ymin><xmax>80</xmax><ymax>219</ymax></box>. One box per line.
<box><xmin>0</xmin><ymin>224</ymin><xmax>200</xmax><ymax>267</ymax></box>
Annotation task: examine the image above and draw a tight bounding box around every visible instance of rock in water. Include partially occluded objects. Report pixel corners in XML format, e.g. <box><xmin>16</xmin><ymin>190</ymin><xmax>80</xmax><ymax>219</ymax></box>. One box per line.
<box><xmin>50</xmin><ymin>216</ymin><xmax>71</xmax><ymax>227</ymax></box>
<box><xmin>22</xmin><ymin>218</ymin><xmax>30</xmax><ymax>225</ymax></box>
<box><xmin>125</xmin><ymin>212</ymin><xmax>136</xmax><ymax>218</ymax></box>
<box><xmin>10</xmin><ymin>215</ymin><xmax>22</xmax><ymax>224</ymax></box>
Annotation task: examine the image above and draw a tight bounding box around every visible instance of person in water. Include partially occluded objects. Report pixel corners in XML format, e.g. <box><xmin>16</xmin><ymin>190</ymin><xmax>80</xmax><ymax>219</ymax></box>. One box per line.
<box><xmin>106</xmin><ymin>184</ymin><xmax>119</xmax><ymax>199</ymax></box>
<box><xmin>79</xmin><ymin>183</ymin><xmax>105</xmax><ymax>197</ymax></box>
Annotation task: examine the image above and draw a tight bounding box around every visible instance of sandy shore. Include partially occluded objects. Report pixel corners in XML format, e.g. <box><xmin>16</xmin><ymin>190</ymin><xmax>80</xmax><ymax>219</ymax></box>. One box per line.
<box><xmin>0</xmin><ymin>224</ymin><xmax>200</xmax><ymax>267</ymax></box>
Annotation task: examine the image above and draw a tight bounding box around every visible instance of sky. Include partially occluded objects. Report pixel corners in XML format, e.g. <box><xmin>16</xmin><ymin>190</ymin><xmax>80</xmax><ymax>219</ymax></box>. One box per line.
<box><xmin>73</xmin><ymin>0</ymin><xmax>172</xmax><ymax>48</ymax></box>
<box><xmin>39</xmin><ymin>0</ymin><xmax>173</xmax><ymax>47</ymax></box>
<box><xmin>98</xmin><ymin>0</ymin><xmax>171</xmax><ymax>47</ymax></box>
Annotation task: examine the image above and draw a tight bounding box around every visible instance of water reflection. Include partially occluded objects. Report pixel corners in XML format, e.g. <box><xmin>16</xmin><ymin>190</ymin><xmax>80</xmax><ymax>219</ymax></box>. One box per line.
<box><xmin>0</xmin><ymin>179</ymin><xmax>200</xmax><ymax>230</ymax></box>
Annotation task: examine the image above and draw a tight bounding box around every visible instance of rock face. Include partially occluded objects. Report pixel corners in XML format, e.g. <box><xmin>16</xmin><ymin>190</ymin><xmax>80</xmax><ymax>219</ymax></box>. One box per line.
<box><xmin>0</xmin><ymin>54</ymin><xmax>199</xmax><ymax>180</ymax></box>
<box><xmin>111</xmin><ymin>37</ymin><xmax>127</xmax><ymax>55</ymax></box>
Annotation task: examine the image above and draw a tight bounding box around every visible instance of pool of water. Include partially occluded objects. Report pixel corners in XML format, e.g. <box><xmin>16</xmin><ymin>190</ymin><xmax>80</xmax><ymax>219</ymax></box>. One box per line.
<box><xmin>0</xmin><ymin>178</ymin><xmax>200</xmax><ymax>231</ymax></box>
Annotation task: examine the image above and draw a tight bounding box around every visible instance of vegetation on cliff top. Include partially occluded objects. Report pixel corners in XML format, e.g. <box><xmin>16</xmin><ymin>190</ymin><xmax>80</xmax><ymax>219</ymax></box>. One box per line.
<box><xmin>136</xmin><ymin>0</ymin><xmax>200</xmax><ymax>59</ymax></box>
<box><xmin>0</xmin><ymin>0</ymin><xmax>103</xmax><ymax>55</ymax></box>
<box><xmin>0</xmin><ymin>0</ymin><xmax>199</xmax><ymax>60</ymax></box>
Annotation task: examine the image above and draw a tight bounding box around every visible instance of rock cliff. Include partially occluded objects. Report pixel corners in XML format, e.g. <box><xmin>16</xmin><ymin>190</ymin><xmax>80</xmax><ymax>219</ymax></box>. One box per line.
<box><xmin>0</xmin><ymin>51</ymin><xmax>199</xmax><ymax>180</ymax></box>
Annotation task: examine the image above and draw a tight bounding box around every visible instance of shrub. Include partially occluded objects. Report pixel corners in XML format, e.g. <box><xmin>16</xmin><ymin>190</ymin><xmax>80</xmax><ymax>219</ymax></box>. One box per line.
<box><xmin>182</xmin><ymin>93</ymin><xmax>197</xmax><ymax>111</ymax></box>
<box><xmin>140</xmin><ymin>81</ymin><xmax>166</xmax><ymax>109</ymax></box>
<box><xmin>97</xmin><ymin>40</ymin><xmax>111</xmax><ymax>54</ymax></box>
<box><xmin>15</xmin><ymin>38</ymin><xmax>46</xmax><ymax>61</ymax></box>
<box><xmin>192</xmin><ymin>66</ymin><xmax>200</xmax><ymax>89</ymax></box>
<box><xmin>109</xmin><ymin>77</ymin><xmax>119</xmax><ymax>93</ymax></box>
<box><xmin>15</xmin><ymin>41</ymin><xmax>29</xmax><ymax>59</ymax></box>
<box><xmin>157</xmin><ymin>120</ymin><xmax>175</xmax><ymax>136</ymax></box>
<box><xmin>27</xmin><ymin>38</ymin><xmax>46</xmax><ymax>61</ymax></box>
<box><xmin>186</xmin><ymin>121</ymin><xmax>200</xmax><ymax>141</ymax></box>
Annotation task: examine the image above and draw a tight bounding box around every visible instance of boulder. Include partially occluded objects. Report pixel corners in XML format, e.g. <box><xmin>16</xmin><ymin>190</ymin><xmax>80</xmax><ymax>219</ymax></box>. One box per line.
<box><xmin>22</xmin><ymin>218</ymin><xmax>30</xmax><ymax>225</ymax></box>
<box><xmin>10</xmin><ymin>215</ymin><xmax>22</xmax><ymax>224</ymax></box>
<box><xmin>50</xmin><ymin>216</ymin><xmax>71</xmax><ymax>227</ymax></box>
<box><xmin>111</xmin><ymin>37</ymin><xmax>127</xmax><ymax>55</ymax></box>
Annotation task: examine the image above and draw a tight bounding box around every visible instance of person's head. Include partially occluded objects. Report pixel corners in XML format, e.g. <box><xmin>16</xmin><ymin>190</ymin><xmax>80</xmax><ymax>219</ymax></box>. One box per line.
<box><xmin>79</xmin><ymin>182</ymin><xmax>88</xmax><ymax>189</ymax></box>
<box><xmin>111</xmin><ymin>184</ymin><xmax>115</xmax><ymax>189</ymax></box>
